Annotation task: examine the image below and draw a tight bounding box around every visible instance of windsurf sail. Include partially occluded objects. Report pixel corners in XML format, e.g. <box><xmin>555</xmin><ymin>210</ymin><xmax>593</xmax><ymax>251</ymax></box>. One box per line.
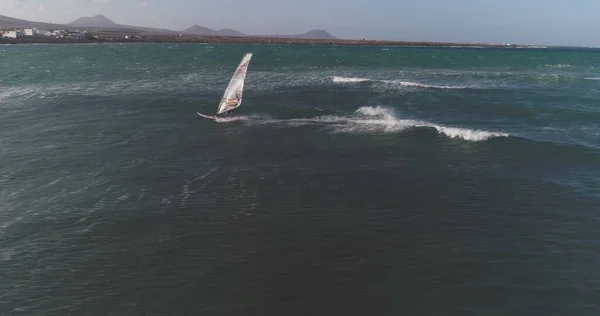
<box><xmin>216</xmin><ymin>52</ymin><xmax>253</xmax><ymax>116</ymax></box>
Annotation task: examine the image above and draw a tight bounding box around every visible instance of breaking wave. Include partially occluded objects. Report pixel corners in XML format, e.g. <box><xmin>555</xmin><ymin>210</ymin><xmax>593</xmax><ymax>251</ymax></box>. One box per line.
<box><xmin>330</xmin><ymin>106</ymin><xmax>508</xmax><ymax>141</ymax></box>
<box><xmin>226</xmin><ymin>106</ymin><xmax>509</xmax><ymax>142</ymax></box>
<box><xmin>332</xmin><ymin>76</ymin><xmax>371</xmax><ymax>83</ymax></box>
<box><xmin>331</xmin><ymin>76</ymin><xmax>468</xmax><ymax>89</ymax></box>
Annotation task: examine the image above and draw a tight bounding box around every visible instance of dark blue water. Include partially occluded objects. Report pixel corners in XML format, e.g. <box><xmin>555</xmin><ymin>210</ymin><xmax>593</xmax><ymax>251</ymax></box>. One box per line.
<box><xmin>1</xmin><ymin>43</ymin><xmax>599</xmax><ymax>315</ymax></box>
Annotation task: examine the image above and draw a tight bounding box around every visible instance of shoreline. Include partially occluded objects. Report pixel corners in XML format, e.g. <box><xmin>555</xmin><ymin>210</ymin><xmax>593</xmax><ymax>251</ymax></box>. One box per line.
<box><xmin>0</xmin><ymin>35</ymin><xmax>534</xmax><ymax>48</ymax></box>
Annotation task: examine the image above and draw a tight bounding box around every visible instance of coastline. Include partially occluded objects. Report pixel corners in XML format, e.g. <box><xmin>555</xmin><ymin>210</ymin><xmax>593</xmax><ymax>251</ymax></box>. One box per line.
<box><xmin>0</xmin><ymin>34</ymin><xmax>532</xmax><ymax>48</ymax></box>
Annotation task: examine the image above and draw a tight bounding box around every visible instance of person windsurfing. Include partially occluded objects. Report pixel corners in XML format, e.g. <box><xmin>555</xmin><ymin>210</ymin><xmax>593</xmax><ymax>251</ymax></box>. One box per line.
<box><xmin>217</xmin><ymin>92</ymin><xmax>241</xmax><ymax>118</ymax></box>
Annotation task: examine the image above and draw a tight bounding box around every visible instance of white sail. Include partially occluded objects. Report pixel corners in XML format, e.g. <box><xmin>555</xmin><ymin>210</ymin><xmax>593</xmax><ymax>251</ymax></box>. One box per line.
<box><xmin>216</xmin><ymin>52</ymin><xmax>253</xmax><ymax>115</ymax></box>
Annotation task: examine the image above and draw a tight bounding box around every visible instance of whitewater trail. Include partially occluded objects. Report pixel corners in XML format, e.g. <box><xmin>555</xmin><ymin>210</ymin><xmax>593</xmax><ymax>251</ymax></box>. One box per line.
<box><xmin>212</xmin><ymin>106</ymin><xmax>509</xmax><ymax>142</ymax></box>
<box><xmin>331</xmin><ymin>76</ymin><xmax>470</xmax><ymax>89</ymax></box>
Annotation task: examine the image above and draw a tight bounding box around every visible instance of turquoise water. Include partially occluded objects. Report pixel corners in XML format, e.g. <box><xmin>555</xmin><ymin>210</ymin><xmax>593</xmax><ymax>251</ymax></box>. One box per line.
<box><xmin>1</xmin><ymin>43</ymin><xmax>599</xmax><ymax>315</ymax></box>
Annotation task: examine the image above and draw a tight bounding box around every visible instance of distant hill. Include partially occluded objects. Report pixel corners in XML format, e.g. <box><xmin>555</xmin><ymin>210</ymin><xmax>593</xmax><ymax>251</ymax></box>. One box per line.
<box><xmin>0</xmin><ymin>14</ymin><xmax>142</xmax><ymax>33</ymax></box>
<box><xmin>253</xmin><ymin>29</ymin><xmax>337</xmax><ymax>40</ymax></box>
<box><xmin>67</xmin><ymin>14</ymin><xmax>176</xmax><ymax>34</ymax></box>
<box><xmin>1</xmin><ymin>14</ymin><xmax>338</xmax><ymax>39</ymax></box>
<box><xmin>182</xmin><ymin>24</ymin><xmax>218</xmax><ymax>36</ymax></box>
<box><xmin>180</xmin><ymin>24</ymin><xmax>335</xmax><ymax>39</ymax></box>
<box><xmin>218</xmin><ymin>28</ymin><xmax>246</xmax><ymax>37</ymax></box>
<box><xmin>181</xmin><ymin>25</ymin><xmax>247</xmax><ymax>37</ymax></box>
<box><xmin>285</xmin><ymin>29</ymin><xmax>337</xmax><ymax>40</ymax></box>
<box><xmin>67</xmin><ymin>14</ymin><xmax>119</xmax><ymax>28</ymax></box>
<box><xmin>0</xmin><ymin>14</ymin><xmax>68</xmax><ymax>29</ymax></box>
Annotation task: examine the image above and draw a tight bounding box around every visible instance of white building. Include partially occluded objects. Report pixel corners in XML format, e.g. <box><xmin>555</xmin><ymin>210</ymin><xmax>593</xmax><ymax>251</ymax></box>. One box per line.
<box><xmin>24</xmin><ymin>28</ymin><xmax>34</xmax><ymax>36</ymax></box>
<box><xmin>65</xmin><ymin>31</ymin><xmax>84</xmax><ymax>39</ymax></box>
<box><xmin>2</xmin><ymin>31</ymin><xmax>17</xmax><ymax>38</ymax></box>
<box><xmin>51</xmin><ymin>30</ymin><xmax>65</xmax><ymax>38</ymax></box>
<box><xmin>35</xmin><ymin>29</ymin><xmax>51</xmax><ymax>36</ymax></box>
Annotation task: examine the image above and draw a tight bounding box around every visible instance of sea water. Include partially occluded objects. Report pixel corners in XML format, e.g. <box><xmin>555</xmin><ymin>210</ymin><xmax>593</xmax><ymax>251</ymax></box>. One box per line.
<box><xmin>1</xmin><ymin>43</ymin><xmax>599</xmax><ymax>315</ymax></box>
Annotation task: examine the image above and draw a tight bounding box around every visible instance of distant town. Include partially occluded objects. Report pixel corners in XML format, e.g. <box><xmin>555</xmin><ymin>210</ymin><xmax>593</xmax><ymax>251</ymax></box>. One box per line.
<box><xmin>1</xmin><ymin>28</ymin><xmax>88</xmax><ymax>39</ymax></box>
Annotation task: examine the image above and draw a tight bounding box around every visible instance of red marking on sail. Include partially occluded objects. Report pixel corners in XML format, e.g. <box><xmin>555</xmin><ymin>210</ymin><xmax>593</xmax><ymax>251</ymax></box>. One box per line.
<box><xmin>233</xmin><ymin>62</ymin><xmax>249</xmax><ymax>77</ymax></box>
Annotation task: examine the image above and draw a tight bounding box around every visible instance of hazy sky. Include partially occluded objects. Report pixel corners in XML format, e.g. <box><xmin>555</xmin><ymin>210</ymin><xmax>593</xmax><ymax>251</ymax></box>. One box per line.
<box><xmin>1</xmin><ymin>0</ymin><xmax>599</xmax><ymax>46</ymax></box>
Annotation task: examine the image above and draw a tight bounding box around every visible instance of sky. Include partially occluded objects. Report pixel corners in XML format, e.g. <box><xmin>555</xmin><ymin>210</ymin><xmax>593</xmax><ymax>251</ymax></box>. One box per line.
<box><xmin>1</xmin><ymin>0</ymin><xmax>599</xmax><ymax>46</ymax></box>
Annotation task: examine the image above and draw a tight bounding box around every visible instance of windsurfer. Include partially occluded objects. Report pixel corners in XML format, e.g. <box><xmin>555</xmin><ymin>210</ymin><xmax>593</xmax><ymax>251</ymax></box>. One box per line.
<box><xmin>216</xmin><ymin>93</ymin><xmax>241</xmax><ymax>117</ymax></box>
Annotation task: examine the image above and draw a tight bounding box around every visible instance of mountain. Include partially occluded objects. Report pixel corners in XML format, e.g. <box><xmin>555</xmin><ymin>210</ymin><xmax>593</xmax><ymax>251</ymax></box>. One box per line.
<box><xmin>67</xmin><ymin>14</ymin><xmax>118</xmax><ymax>28</ymax></box>
<box><xmin>0</xmin><ymin>14</ymin><xmax>68</xmax><ymax>29</ymax></box>
<box><xmin>281</xmin><ymin>29</ymin><xmax>337</xmax><ymax>40</ymax></box>
<box><xmin>182</xmin><ymin>24</ymin><xmax>218</xmax><ymax>36</ymax></box>
<box><xmin>294</xmin><ymin>29</ymin><xmax>337</xmax><ymax>40</ymax></box>
<box><xmin>67</xmin><ymin>14</ymin><xmax>176</xmax><ymax>34</ymax></box>
<box><xmin>216</xmin><ymin>28</ymin><xmax>246</xmax><ymax>37</ymax></box>
<box><xmin>255</xmin><ymin>29</ymin><xmax>337</xmax><ymax>40</ymax></box>
<box><xmin>181</xmin><ymin>25</ymin><xmax>337</xmax><ymax>39</ymax></box>
<box><xmin>181</xmin><ymin>25</ymin><xmax>247</xmax><ymax>37</ymax></box>
<box><xmin>0</xmin><ymin>14</ymin><xmax>142</xmax><ymax>33</ymax></box>
<box><xmin>1</xmin><ymin>14</ymin><xmax>338</xmax><ymax>40</ymax></box>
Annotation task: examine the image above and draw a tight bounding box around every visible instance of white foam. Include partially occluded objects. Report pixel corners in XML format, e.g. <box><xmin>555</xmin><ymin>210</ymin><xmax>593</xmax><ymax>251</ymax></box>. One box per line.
<box><xmin>214</xmin><ymin>113</ymin><xmax>267</xmax><ymax>123</ymax></box>
<box><xmin>384</xmin><ymin>80</ymin><xmax>467</xmax><ymax>89</ymax></box>
<box><xmin>345</xmin><ymin>106</ymin><xmax>508</xmax><ymax>141</ymax></box>
<box><xmin>432</xmin><ymin>125</ymin><xmax>508</xmax><ymax>141</ymax></box>
<box><xmin>355</xmin><ymin>106</ymin><xmax>396</xmax><ymax>117</ymax></box>
<box><xmin>1</xmin><ymin>71</ymin><xmax>476</xmax><ymax>106</ymax></box>
<box><xmin>545</xmin><ymin>64</ymin><xmax>571</xmax><ymax>68</ymax></box>
<box><xmin>332</xmin><ymin>76</ymin><xmax>371</xmax><ymax>83</ymax></box>
<box><xmin>244</xmin><ymin>106</ymin><xmax>508</xmax><ymax>142</ymax></box>
<box><xmin>360</xmin><ymin>106</ymin><xmax>509</xmax><ymax>141</ymax></box>
<box><xmin>331</xmin><ymin>76</ymin><xmax>467</xmax><ymax>89</ymax></box>
<box><xmin>215</xmin><ymin>116</ymin><xmax>247</xmax><ymax>123</ymax></box>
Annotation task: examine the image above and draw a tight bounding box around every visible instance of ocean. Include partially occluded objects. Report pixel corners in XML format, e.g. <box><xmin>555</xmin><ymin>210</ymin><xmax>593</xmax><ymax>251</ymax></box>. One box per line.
<box><xmin>1</xmin><ymin>43</ymin><xmax>599</xmax><ymax>315</ymax></box>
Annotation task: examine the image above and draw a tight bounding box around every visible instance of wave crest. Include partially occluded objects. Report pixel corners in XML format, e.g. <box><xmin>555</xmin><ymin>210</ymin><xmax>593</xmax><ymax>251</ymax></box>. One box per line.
<box><xmin>332</xmin><ymin>76</ymin><xmax>468</xmax><ymax>89</ymax></box>
<box><xmin>239</xmin><ymin>106</ymin><xmax>509</xmax><ymax>142</ymax></box>
<box><xmin>351</xmin><ymin>106</ymin><xmax>508</xmax><ymax>141</ymax></box>
<box><xmin>332</xmin><ymin>76</ymin><xmax>371</xmax><ymax>83</ymax></box>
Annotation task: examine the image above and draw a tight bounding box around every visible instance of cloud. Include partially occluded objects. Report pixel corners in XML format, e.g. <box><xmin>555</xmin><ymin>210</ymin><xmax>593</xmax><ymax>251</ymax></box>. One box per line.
<box><xmin>138</xmin><ymin>1</ymin><xmax>148</xmax><ymax>8</ymax></box>
<box><xmin>38</xmin><ymin>5</ymin><xmax>45</xmax><ymax>12</ymax></box>
<box><xmin>90</xmin><ymin>0</ymin><xmax>114</xmax><ymax>3</ymax></box>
